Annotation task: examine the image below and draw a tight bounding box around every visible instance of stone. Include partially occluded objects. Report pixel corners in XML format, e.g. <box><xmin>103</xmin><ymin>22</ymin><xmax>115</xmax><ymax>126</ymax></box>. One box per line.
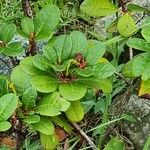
<box><xmin>110</xmin><ymin>94</ymin><xmax>150</xmax><ymax>149</ymax></box>
<box><xmin>122</xmin><ymin>95</ymin><xmax>150</xmax><ymax>150</ymax></box>
<box><xmin>95</xmin><ymin>0</ymin><xmax>150</xmax><ymax>38</ymax></box>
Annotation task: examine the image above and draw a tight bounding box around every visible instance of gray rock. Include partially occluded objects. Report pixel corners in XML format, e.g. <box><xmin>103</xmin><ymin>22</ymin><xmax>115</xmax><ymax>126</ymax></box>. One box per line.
<box><xmin>109</xmin><ymin>93</ymin><xmax>150</xmax><ymax>149</ymax></box>
<box><xmin>0</xmin><ymin>34</ymin><xmax>48</xmax><ymax>74</ymax></box>
<box><xmin>95</xmin><ymin>0</ymin><xmax>150</xmax><ymax>38</ymax></box>
<box><xmin>122</xmin><ymin>95</ymin><xmax>150</xmax><ymax>150</ymax></box>
<box><xmin>0</xmin><ymin>55</ymin><xmax>11</xmax><ymax>74</ymax></box>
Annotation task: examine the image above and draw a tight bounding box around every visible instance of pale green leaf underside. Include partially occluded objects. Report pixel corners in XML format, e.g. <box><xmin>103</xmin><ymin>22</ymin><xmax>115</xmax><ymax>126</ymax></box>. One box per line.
<box><xmin>65</xmin><ymin>101</ymin><xmax>84</xmax><ymax>122</ymax></box>
<box><xmin>117</xmin><ymin>13</ymin><xmax>137</xmax><ymax>37</ymax></box>
<box><xmin>40</xmin><ymin>133</ymin><xmax>58</xmax><ymax>150</ymax></box>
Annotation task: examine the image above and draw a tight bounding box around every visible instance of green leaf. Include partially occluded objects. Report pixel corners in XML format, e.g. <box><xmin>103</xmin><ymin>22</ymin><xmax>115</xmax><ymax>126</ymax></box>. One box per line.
<box><xmin>139</xmin><ymin>79</ymin><xmax>150</xmax><ymax>96</ymax></box>
<box><xmin>122</xmin><ymin>60</ymin><xmax>135</xmax><ymax>78</ymax></box>
<box><xmin>50</xmin><ymin>63</ymin><xmax>67</xmax><ymax>72</ymax></box>
<box><xmin>51</xmin><ymin>116</ymin><xmax>72</xmax><ymax>133</ymax></box>
<box><xmin>40</xmin><ymin>133</ymin><xmax>58</xmax><ymax>150</ymax></box>
<box><xmin>2</xmin><ymin>42</ymin><xmax>24</xmax><ymax>56</ymax></box>
<box><xmin>75</xmin><ymin>67</ymin><xmax>94</xmax><ymax>77</ymax></box>
<box><xmin>17</xmin><ymin>28</ymin><xmax>29</xmax><ymax>39</ymax></box>
<box><xmin>32</xmin><ymin>54</ymin><xmax>52</xmax><ymax>72</ymax></box>
<box><xmin>21</xmin><ymin>17</ymin><xmax>34</xmax><ymax>37</ymax></box>
<box><xmin>127</xmin><ymin>3</ymin><xmax>150</xmax><ymax>13</ymax></box>
<box><xmin>0</xmin><ymin>47</ymin><xmax>5</xmax><ymax>53</ymax></box>
<box><xmin>43</xmin><ymin>43</ymin><xmax>58</xmax><ymax>63</ymax></box>
<box><xmin>122</xmin><ymin>53</ymin><xmax>150</xmax><ymax>78</ymax></box>
<box><xmin>70</xmin><ymin>31</ymin><xmax>88</xmax><ymax>57</ymax></box>
<box><xmin>93</xmin><ymin>62</ymin><xmax>115</xmax><ymax>78</ymax></box>
<box><xmin>36</xmin><ymin>92</ymin><xmax>70</xmax><ymax>116</ymax></box>
<box><xmin>140</xmin><ymin>17</ymin><xmax>150</xmax><ymax>29</ymax></box>
<box><xmin>104</xmin><ymin>137</ymin><xmax>125</xmax><ymax>150</ymax></box>
<box><xmin>32</xmin><ymin>117</ymin><xmax>54</xmax><ymax>135</ymax></box>
<box><xmin>61</xmin><ymin>35</ymin><xmax>72</xmax><ymax>61</ymax></box>
<box><xmin>141</xmin><ymin>26</ymin><xmax>150</xmax><ymax>43</ymax></box>
<box><xmin>143</xmin><ymin>135</ymin><xmax>150</xmax><ymax>150</ymax></box>
<box><xmin>85</xmin><ymin>40</ymin><xmax>105</xmax><ymax>65</ymax></box>
<box><xmin>142</xmin><ymin>62</ymin><xmax>150</xmax><ymax>81</ymax></box>
<box><xmin>126</xmin><ymin>38</ymin><xmax>150</xmax><ymax>52</ymax></box>
<box><xmin>22</xmin><ymin>87</ymin><xmax>37</xmax><ymax>108</ymax></box>
<box><xmin>0</xmin><ymin>23</ymin><xmax>16</xmax><ymax>43</ymax></box>
<box><xmin>117</xmin><ymin>13</ymin><xmax>137</xmax><ymax>37</ymax></box>
<box><xmin>132</xmin><ymin>57</ymin><xmax>144</xmax><ymax>77</ymax></box>
<box><xmin>11</xmin><ymin>66</ymin><xmax>32</xmax><ymax>93</ymax></box>
<box><xmin>78</xmin><ymin>77</ymin><xmax>112</xmax><ymax>93</ymax></box>
<box><xmin>88</xmin><ymin>117</ymin><xmax>124</xmax><ymax>133</ymax></box>
<box><xmin>107</xmin><ymin>21</ymin><xmax>118</xmax><ymax>33</ymax></box>
<box><xmin>104</xmin><ymin>35</ymin><xmax>125</xmax><ymax>45</ymax></box>
<box><xmin>0</xmin><ymin>121</ymin><xmax>11</xmax><ymax>132</ymax></box>
<box><xmin>53</xmin><ymin>35</ymin><xmax>68</xmax><ymax>62</ymax></box>
<box><xmin>31</xmin><ymin>75</ymin><xmax>58</xmax><ymax>93</ymax></box>
<box><xmin>52</xmin><ymin>35</ymin><xmax>73</xmax><ymax>62</ymax></box>
<box><xmin>20</xmin><ymin>57</ymin><xmax>43</xmax><ymax>76</ymax></box>
<box><xmin>94</xmin><ymin>100</ymin><xmax>105</xmax><ymax>114</ymax></box>
<box><xmin>80</xmin><ymin>0</ymin><xmax>118</xmax><ymax>17</ymax></box>
<box><xmin>23</xmin><ymin>115</ymin><xmax>40</xmax><ymax>124</ymax></box>
<box><xmin>121</xmin><ymin>114</ymin><xmax>136</xmax><ymax>123</ymax></box>
<box><xmin>34</xmin><ymin>5</ymin><xmax>60</xmax><ymax>40</ymax></box>
<box><xmin>65</xmin><ymin>101</ymin><xmax>84</xmax><ymax>122</ymax></box>
<box><xmin>0</xmin><ymin>77</ymin><xmax>8</xmax><ymax>97</ymax></box>
<box><xmin>0</xmin><ymin>93</ymin><xmax>18</xmax><ymax>121</ymax></box>
<box><xmin>59</xmin><ymin>81</ymin><xmax>87</xmax><ymax>101</ymax></box>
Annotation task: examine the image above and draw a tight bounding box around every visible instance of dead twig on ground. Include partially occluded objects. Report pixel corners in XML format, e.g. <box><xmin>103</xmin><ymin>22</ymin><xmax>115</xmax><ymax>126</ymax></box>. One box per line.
<box><xmin>71</xmin><ymin>123</ymin><xmax>97</xmax><ymax>150</ymax></box>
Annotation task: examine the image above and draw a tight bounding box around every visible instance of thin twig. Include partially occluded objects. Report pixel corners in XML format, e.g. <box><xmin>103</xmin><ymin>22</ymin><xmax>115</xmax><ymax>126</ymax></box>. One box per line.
<box><xmin>119</xmin><ymin>0</ymin><xmax>127</xmax><ymax>12</ymax></box>
<box><xmin>71</xmin><ymin>123</ymin><xmax>97</xmax><ymax>150</ymax></box>
<box><xmin>21</xmin><ymin>0</ymin><xmax>33</xmax><ymax>18</ymax></box>
<box><xmin>129</xmin><ymin>47</ymin><xmax>133</xmax><ymax>60</ymax></box>
<box><xmin>21</xmin><ymin>0</ymin><xmax>37</xmax><ymax>56</ymax></box>
<box><xmin>136</xmin><ymin>12</ymin><xmax>146</xmax><ymax>25</ymax></box>
<box><xmin>9</xmin><ymin>57</ymin><xmax>19</xmax><ymax>67</ymax></box>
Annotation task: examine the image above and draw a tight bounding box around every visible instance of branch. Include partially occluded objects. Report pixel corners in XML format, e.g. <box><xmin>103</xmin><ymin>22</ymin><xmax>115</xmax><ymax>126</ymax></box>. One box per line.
<box><xmin>129</xmin><ymin>47</ymin><xmax>133</xmax><ymax>60</ymax></box>
<box><xmin>21</xmin><ymin>0</ymin><xmax>33</xmax><ymax>18</ymax></box>
<box><xmin>10</xmin><ymin>57</ymin><xmax>19</xmax><ymax>67</ymax></box>
<box><xmin>21</xmin><ymin>0</ymin><xmax>37</xmax><ymax>56</ymax></box>
<box><xmin>119</xmin><ymin>0</ymin><xmax>127</xmax><ymax>12</ymax></box>
<box><xmin>71</xmin><ymin>123</ymin><xmax>97</xmax><ymax>150</ymax></box>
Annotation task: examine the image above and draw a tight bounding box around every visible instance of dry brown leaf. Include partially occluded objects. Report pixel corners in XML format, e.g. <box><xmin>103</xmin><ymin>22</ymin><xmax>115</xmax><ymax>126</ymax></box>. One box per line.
<box><xmin>0</xmin><ymin>137</ymin><xmax>16</xmax><ymax>148</ymax></box>
<box><xmin>55</xmin><ymin>127</ymin><xmax>67</xmax><ymax>142</ymax></box>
